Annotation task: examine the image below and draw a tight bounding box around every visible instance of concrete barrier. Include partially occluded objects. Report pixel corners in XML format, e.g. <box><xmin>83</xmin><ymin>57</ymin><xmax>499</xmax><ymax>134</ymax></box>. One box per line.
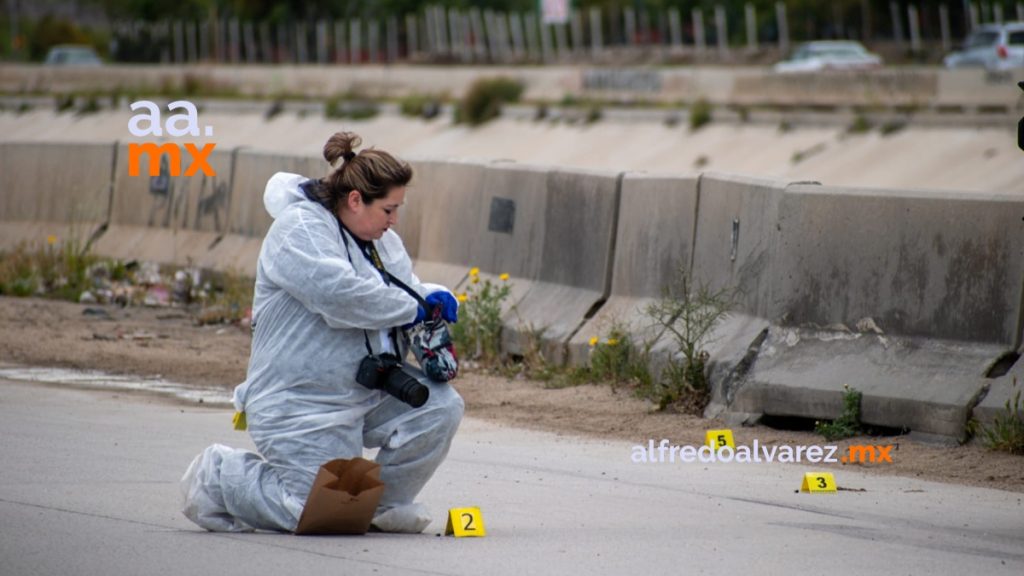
<box><xmin>409</xmin><ymin>159</ymin><xmax>552</xmax><ymax>348</ymax></box>
<box><xmin>935</xmin><ymin>68</ymin><xmax>1024</xmax><ymax>110</ymax></box>
<box><xmin>774</xmin><ymin>186</ymin><xmax>1024</xmax><ymax>345</ymax></box>
<box><xmin>974</xmin><ymin>360</ymin><xmax>1024</xmax><ymax>428</ymax></box>
<box><xmin>3</xmin><ymin>64</ymin><xmax>1014</xmax><ymax>112</ymax></box>
<box><xmin>690</xmin><ymin>172</ymin><xmax>789</xmax><ymax>416</ymax></box>
<box><xmin>92</xmin><ymin>143</ymin><xmax>235</xmax><ymax>268</ymax></box>
<box><xmin>395</xmin><ymin>160</ymin><xmax>427</xmax><ymax>262</ymax></box>
<box><xmin>729</xmin><ymin>185</ymin><xmax>1024</xmax><ymax>439</ymax></box>
<box><xmin>208</xmin><ymin>149</ymin><xmax>327</xmax><ymax>275</ymax></box>
<box><xmin>408</xmin><ymin>159</ymin><xmax>490</xmax><ymax>289</ymax></box>
<box><xmin>731</xmin><ymin>69</ymin><xmax>938</xmax><ymax>108</ymax></box>
<box><xmin>452</xmin><ymin>161</ymin><xmax>552</xmax><ymax>345</ymax></box>
<box><xmin>7</xmin><ymin>140</ymin><xmax>1022</xmax><ymax>440</ymax></box>
<box><xmin>0</xmin><ymin>141</ymin><xmax>115</xmax><ymax>250</ymax></box>
<box><xmin>566</xmin><ymin>172</ymin><xmax>699</xmax><ymax>366</ymax></box>
<box><xmin>508</xmin><ymin>167</ymin><xmax>620</xmax><ymax>361</ymax></box>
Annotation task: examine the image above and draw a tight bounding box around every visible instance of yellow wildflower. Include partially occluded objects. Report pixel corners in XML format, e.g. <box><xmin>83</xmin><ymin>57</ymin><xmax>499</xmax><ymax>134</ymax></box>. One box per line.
<box><xmin>469</xmin><ymin>267</ymin><xmax>480</xmax><ymax>277</ymax></box>
<box><xmin>456</xmin><ymin>293</ymin><xmax>468</xmax><ymax>303</ymax></box>
<box><xmin>471</xmin><ymin>276</ymin><xmax>480</xmax><ymax>284</ymax></box>
<box><xmin>588</xmin><ymin>336</ymin><xmax>599</xmax><ymax>347</ymax></box>
<box><xmin>606</xmin><ymin>338</ymin><xmax>619</xmax><ymax>346</ymax></box>
<box><xmin>47</xmin><ymin>235</ymin><xmax>57</xmax><ymax>246</ymax></box>
<box><xmin>499</xmin><ymin>273</ymin><xmax>510</xmax><ymax>281</ymax></box>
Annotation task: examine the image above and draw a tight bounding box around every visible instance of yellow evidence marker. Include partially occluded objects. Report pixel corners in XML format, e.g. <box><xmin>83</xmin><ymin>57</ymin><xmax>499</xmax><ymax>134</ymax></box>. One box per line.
<box><xmin>445</xmin><ymin>507</ymin><xmax>486</xmax><ymax>537</ymax></box>
<box><xmin>800</xmin><ymin>472</ymin><xmax>837</xmax><ymax>493</ymax></box>
<box><xmin>232</xmin><ymin>411</ymin><xmax>247</xmax><ymax>431</ymax></box>
<box><xmin>704</xmin><ymin>429</ymin><xmax>736</xmax><ymax>450</ymax></box>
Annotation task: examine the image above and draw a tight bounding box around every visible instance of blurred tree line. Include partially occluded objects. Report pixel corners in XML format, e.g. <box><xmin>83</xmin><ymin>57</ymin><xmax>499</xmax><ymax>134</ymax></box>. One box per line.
<box><xmin>3</xmin><ymin>0</ymin><xmax>980</xmax><ymax>61</ymax></box>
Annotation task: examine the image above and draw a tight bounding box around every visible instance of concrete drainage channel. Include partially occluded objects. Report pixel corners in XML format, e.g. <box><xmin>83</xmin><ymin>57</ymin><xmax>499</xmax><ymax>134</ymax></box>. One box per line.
<box><xmin>1</xmin><ymin>93</ymin><xmax>1014</xmax><ymax>130</ymax></box>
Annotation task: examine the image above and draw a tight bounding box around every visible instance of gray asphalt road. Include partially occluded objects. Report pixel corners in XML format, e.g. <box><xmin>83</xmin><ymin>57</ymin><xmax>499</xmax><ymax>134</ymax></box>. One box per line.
<box><xmin>1</xmin><ymin>378</ymin><xmax>1021</xmax><ymax>576</ymax></box>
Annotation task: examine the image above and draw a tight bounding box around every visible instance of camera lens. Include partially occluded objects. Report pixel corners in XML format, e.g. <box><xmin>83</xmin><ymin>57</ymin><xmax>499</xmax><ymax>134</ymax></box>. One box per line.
<box><xmin>383</xmin><ymin>369</ymin><xmax>429</xmax><ymax>408</ymax></box>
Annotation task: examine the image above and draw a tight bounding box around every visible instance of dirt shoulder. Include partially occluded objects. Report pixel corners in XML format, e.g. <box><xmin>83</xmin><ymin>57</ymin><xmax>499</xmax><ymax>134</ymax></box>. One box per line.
<box><xmin>1</xmin><ymin>296</ymin><xmax>1021</xmax><ymax>493</ymax></box>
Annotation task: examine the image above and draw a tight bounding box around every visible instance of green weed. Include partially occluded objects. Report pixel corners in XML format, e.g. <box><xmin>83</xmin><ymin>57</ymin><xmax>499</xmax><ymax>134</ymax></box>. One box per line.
<box><xmin>815</xmin><ymin>384</ymin><xmax>864</xmax><ymax>441</ymax></box>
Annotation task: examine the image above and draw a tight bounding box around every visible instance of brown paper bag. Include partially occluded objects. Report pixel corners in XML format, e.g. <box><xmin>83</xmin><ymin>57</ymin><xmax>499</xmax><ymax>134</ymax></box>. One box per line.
<box><xmin>294</xmin><ymin>457</ymin><xmax>385</xmax><ymax>535</ymax></box>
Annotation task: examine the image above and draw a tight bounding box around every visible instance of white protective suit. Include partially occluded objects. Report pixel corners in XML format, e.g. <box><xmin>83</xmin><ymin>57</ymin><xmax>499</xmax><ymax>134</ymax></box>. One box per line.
<box><xmin>181</xmin><ymin>172</ymin><xmax>464</xmax><ymax>533</ymax></box>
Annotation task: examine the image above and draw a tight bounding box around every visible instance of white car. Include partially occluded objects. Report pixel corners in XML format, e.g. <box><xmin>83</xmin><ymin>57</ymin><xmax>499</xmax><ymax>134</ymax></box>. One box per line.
<box><xmin>43</xmin><ymin>44</ymin><xmax>102</xmax><ymax>67</ymax></box>
<box><xmin>943</xmin><ymin>22</ymin><xmax>1024</xmax><ymax>70</ymax></box>
<box><xmin>773</xmin><ymin>41</ymin><xmax>883</xmax><ymax>73</ymax></box>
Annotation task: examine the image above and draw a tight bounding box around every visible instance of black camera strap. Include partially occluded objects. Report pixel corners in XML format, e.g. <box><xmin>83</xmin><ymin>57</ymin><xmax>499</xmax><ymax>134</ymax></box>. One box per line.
<box><xmin>336</xmin><ymin>221</ymin><xmax>429</xmax><ymax>357</ymax></box>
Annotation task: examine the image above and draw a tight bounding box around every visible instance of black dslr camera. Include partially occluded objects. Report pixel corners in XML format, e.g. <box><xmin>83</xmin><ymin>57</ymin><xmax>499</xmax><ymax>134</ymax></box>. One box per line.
<box><xmin>355</xmin><ymin>353</ymin><xmax>429</xmax><ymax>408</ymax></box>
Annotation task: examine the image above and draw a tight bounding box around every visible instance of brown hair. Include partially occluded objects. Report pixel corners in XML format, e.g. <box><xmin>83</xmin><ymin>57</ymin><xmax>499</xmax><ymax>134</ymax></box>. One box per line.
<box><xmin>306</xmin><ymin>131</ymin><xmax>412</xmax><ymax>213</ymax></box>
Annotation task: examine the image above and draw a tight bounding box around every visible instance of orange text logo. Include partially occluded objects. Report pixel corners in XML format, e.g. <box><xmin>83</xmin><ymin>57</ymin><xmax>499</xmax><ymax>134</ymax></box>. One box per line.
<box><xmin>127</xmin><ymin>100</ymin><xmax>216</xmax><ymax>177</ymax></box>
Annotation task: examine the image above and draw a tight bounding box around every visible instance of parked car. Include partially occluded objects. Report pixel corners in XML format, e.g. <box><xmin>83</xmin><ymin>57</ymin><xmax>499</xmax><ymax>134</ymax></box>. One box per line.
<box><xmin>943</xmin><ymin>22</ymin><xmax>1024</xmax><ymax>70</ymax></box>
<box><xmin>43</xmin><ymin>44</ymin><xmax>102</xmax><ymax>66</ymax></box>
<box><xmin>773</xmin><ymin>41</ymin><xmax>883</xmax><ymax>73</ymax></box>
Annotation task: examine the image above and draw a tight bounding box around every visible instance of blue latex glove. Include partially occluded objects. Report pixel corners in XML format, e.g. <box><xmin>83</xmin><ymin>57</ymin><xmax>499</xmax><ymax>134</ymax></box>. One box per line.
<box><xmin>426</xmin><ymin>291</ymin><xmax>458</xmax><ymax>323</ymax></box>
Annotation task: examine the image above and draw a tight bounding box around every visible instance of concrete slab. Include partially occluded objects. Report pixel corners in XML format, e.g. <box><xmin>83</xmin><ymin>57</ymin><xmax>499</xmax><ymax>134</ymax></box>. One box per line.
<box><xmin>693</xmin><ymin>172</ymin><xmax>787</xmax><ymax>320</ymax></box>
<box><xmin>734</xmin><ymin>327</ymin><xmax>999</xmax><ymax>439</ymax></box>
<box><xmin>731</xmin><ymin>69</ymin><xmax>938</xmax><ymax>108</ymax></box>
<box><xmin>687</xmin><ymin>172</ymin><xmax>787</xmax><ymax>415</ymax></box>
<box><xmin>2</xmin><ymin>111</ymin><xmax>1018</xmax><ymax>195</ymax></box>
<box><xmin>438</xmin><ymin>162</ymin><xmax>552</xmax><ymax>336</ymax></box>
<box><xmin>1</xmin><ymin>378</ymin><xmax>1023</xmax><ymax>576</ymax></box>
<box><xmin>567</xmin><ymin>172</ymin><xmax>698</xmax><ymax>366</ymax></box>
<box><xmin>106</xmin><ymin>143</ymin><xmax>234</xmax><ymax>233</ymax></box>
<box><xmin>92</xmin><ymin>225</ymin><xmax>221</xmax><ymax>268</ymax></box>
<box><xmin>91</xmin><ymin>144</ymin><xmax>234</xmax><ymax>267</ymax></box>
<box><xmin>0</xmin><ymin>141</ymin><xmax>114</xmax><ymax>250</ymax></box>
<box><xmin>0</xmin><ymin>221</ymin><xmax>101</xmax><ymax>253</ymax></box>
<box><xmin>410</xmin><ymin>159</ymin><xmax>489</xmax><ymax>288</ymax></box>
<box><xmin>169</xmin><ymin>149</ymin><xmax>328</xmax><ymax>276</ymax></box>
<box><xmin>775</xmin><ymin>185</ymin><xmax>1024</xmax><ymax>347</ymax></box>
<box><xmin>202</xmin><ymin>234</ymin><xmax>263</xmax><ymax>278</ymax></box>
<box><xmin>227</xmin><ymin>149</ymin><xmax>326</xmax><ymax>238</ymax></box>
<box><xmin>509</xmin><ymin>167</ymin><xmax>620</xmax><ymax>361</ymax></box>
<box><xmin>935</xmin><ymin>68</ymin><xmax>1022</xmax><ymax>108</ymax></box>
<box><xmin>974</xmin><ymin>358</ymin><xmax>1024</xmax><ymax>428</ymax></box>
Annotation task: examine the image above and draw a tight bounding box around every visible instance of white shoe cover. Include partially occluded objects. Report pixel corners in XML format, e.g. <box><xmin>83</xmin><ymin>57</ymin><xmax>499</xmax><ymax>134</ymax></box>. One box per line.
<box><xmin>370</xmin><ymin>503</ymin><xmax>432</xmax><ymax>534</ymax></box>
<box><xmin>180</xmin><ymin>447</ymin><xmax>255</xmax><ymax>532</ymax></box>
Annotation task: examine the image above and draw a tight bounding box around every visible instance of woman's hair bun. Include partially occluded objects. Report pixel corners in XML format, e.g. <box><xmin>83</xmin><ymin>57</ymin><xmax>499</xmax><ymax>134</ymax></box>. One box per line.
<box><xmin>323</xmin><ymin>131</ymin><xmax>363</xmax><ymax>166</ymax></box>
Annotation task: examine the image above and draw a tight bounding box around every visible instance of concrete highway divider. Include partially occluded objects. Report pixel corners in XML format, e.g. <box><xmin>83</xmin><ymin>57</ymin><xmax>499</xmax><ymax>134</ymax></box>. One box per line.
<box><xmin>688</xmin><ymin>172</ymin><xmax>790</xmax><ymax>417</ymax></box>
<box><xmin>207</xmin><ymin>149</ymin><xmax>326</xmax><ymax>276</ymax></box>
<box><xmin>3</xmin><ymin>140</ymin><xmax>1022</xmax><ymax>441</ymax></box>
<box><xmin>731</xmin><ymin>69</ymin><xmax>938</xmax><ymax>108</ymax></box>
<box><xmin>731</xmin><ymin>185</ymin><xmax>1024</xmax><ymax>439</ymax></box>
<box><xmin>407</xmin><ymin>159</ymin><xmax>490</xmax><ymax>289</ymax></box>
<box><xmin>504</xmin><ymin>167</ymin><xmax>621</xmax><ymax>362</ymax></box>
<box><xmin>774</xmin><ymin>186</ymin><xmax>1024</xmax><ymax>345</ymax></box>
<box><xmin>565</xmin><ymin>172</ymin><xmax>699</xmax><ymax>367</ymax></box>
<box><xmin>976</xmin><ymin>360</ymin><xmax>1024</xmax><ymax>429</ymax></box>
<box><xmin>466</xmin><ymin>161</ymin><xmax>551</xmax><ymax>345</ymax></box>
<box><xmin>0</xmin><ymin>141</ymin><xmax>115</xmax><ymax>251</ymax></box>
<box><xmin>92</xmin><ymin>143</ymin><xmax>234</xmax><ymax>268</ymax></box>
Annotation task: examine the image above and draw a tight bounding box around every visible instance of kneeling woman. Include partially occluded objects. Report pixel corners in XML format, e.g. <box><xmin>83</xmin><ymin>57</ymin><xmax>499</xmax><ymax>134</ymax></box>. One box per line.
<box><xmin>182</xmin><ymin>131</ymin><xmax>463</xmax><ymax>533</ymax></box>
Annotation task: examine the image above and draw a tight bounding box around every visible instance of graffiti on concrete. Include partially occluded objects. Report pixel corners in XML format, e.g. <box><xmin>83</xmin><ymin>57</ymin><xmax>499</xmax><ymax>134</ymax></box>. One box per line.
<box><xmin>195</xmin><ymin>176</ymin><xmax>228</xmax><ymax>231</ymax></box>
<box><xmin>583</xmin><ymin>68</ymin><xmax>663</xmax><ymax>93</ymax></box>
<box><xmin>145</xmin><ymin>153</ymin><xmax>229</xmax><ymax>233</ymax></box>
